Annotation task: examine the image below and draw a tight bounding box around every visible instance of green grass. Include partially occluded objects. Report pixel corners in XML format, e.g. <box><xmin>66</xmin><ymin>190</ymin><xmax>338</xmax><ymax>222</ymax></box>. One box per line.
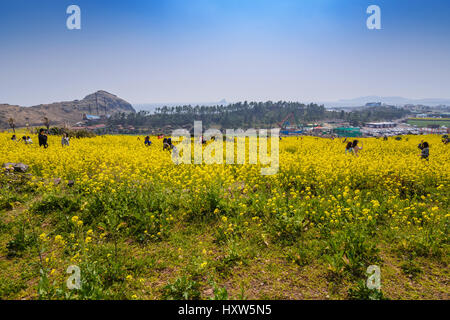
<box><xmin>0</xmin><ymin>172</ymin><xmax>448</xmax><ymax>300</ymax></box>
<box><xmin>407</xmin><ymin>119</ymin><xmax>450</xmax><ymax>127</ymax></box>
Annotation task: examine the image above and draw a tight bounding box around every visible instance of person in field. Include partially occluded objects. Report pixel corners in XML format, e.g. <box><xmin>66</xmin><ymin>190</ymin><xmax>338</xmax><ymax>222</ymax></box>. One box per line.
<box><xmin>61</xmin><ymin>133</ymin><xmax>70</xmax><ymax>147</ymax></box>
<box><xmin>163</xmin><ymin>137</ymin><xmax>170</xmax><ymax>150</ymax></box>
<box><xmin>11</xmin><ymin>135</ymin><xmax>17</xmax><ymax>141</ymax></box>
<box><xmin>163</xmin><ymin>137</ymin><xmax>174</xmax><ymax>150</ymax></box>
<box><xmin>419</xmin><ymin>141</ymin><xmax>430</xmax><ymax>160</ymax></box>
<box><xmin>345</xmin><ymin>141</ymin><xmax>353</xmax><ymax>154</ymax></box>
<box><xmin>25</xmin><ymin>136</ymin><xmax>33</xmax><ymax>144</ymax></box>
<box><xmin>417</xmin><ymin>140</ymin><xmax>429</xmax><ymax>150</ymax></box>
<box><xmin>418</xmin><ymin>140</ymin><xmax>426</xmax><ymax>150</ymax></box>
<box><xmin>351</xmin><ymin>140</ymin><xmax>363</xmax><ymax>156</ymax></box>
<box><xmin>144</xmin><ymin>136</ymin><xmax>152</xmax><ymax>146</ymax></box>
<box><xmin>38</xmin><ymin>129</ymin><xmax>49</xmax><ymax>148</ymax></box>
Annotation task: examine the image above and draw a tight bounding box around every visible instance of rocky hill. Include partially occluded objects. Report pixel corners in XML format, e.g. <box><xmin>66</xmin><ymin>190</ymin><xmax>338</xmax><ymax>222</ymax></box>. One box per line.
<box><xmin>0</xmin><ymin>91</ymin><xmax>135</xmax><ymax>128</ymax></box>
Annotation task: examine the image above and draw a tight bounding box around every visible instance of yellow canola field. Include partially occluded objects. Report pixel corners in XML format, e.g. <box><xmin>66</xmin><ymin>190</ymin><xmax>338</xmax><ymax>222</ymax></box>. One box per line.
<box><xmin>1</xmin><ymin>133</ymin><xmax>448</xmax><ymax>198</ymax></box>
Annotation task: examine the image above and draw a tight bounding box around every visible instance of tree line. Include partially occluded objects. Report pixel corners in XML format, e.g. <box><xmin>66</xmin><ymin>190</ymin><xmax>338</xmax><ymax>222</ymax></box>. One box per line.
<box><xmin>107</xmin><ymin>101</ymin><xmax>410</xmax><ymax>129</ymax></box>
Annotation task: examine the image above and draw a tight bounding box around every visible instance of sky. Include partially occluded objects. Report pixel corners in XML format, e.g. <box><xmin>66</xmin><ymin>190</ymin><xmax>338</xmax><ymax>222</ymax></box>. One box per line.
<box><xmin>0</xmin><ymin>0</ymin><xmax>449</xmax><ymax>106</ymax></box>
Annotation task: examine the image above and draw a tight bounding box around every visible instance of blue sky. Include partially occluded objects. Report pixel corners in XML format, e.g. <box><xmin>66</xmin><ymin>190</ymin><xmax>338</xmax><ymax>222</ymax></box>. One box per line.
<box><xmin>0</xmin><ymin>0</ymin><xmax>449</xmax><ymax>106</ymax></box>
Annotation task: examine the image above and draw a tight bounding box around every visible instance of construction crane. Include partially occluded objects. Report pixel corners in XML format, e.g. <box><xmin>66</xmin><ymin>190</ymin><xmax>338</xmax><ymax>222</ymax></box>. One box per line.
<box><xmin>277</xmin><ymin>113</ymin><xmax>296</xmax><ymax>129</ymax></box>
<box><xmin>276</xmin><ymin>113</ymin><xmax>303</xmax><ymax>135</ymax></box>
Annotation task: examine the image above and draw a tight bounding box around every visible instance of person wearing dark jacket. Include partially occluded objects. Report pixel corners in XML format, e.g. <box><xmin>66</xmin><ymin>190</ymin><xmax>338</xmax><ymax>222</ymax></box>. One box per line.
<box><xmin>38</xmin><ymin>129</ymin><xmax>48</xmax><ymax>148</ymax></box>
<box><xmin>418</xmin><ymin>140</ymin><xmax>426</xmax><ymax>150</ymax></box>
<box><xmin>144</xmin><ymin>136</ymin><xmax>152</xmax><ymax>146</ymax></box>
<box><xmin>419</xmin><ymin>141</ymin><xmax>429</xmax><ymax>160</ymax></box>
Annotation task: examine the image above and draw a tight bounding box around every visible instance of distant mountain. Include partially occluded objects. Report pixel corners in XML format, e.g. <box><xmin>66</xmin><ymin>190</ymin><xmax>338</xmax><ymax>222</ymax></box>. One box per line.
<box><xmin>323</xmin><ymin>96</ymin><xmax>450</xmax><ymax>108</ymax></box>
<box><xmin>0</xmin><ymin>91</ymin><xmax>135</xmax><ymax>128</ymax></box>
<box><xmin>134</xmin><ymin>99</ymin><xmax>229</xmax><ymax>113</ymax></box>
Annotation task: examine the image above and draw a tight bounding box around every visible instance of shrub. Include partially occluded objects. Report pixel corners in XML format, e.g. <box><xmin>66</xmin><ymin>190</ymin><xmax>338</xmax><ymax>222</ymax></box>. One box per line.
<box><xmin>324</xmin><ymin>227</ymin><xmax>380</xmax><ymax>279</ymax></box>
<box><xmin>6</xmin><ymin>225</ymin><xmax>36</xmax><ymax>258</ymax></box>
<box><xmin>347</xmin><ymin>280</ymin><xmax>387</xmax><ymax>300</ymax></box>
<box><xmin>162</xmin><ymin>276</ymin><xmax>201</xmax><ymax>300</ymax></box>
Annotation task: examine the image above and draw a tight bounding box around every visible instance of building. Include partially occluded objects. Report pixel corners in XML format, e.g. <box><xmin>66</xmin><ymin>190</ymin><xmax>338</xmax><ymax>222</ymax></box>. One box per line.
<box><xmin>333</xmin><ymin>127</ymin><xmax>362</xmax><ymax>137</ymax></box>
<box><xmin>312</xmin><ymin>125</ymin><xmax>333</xmax><ymax>133</ymax></box>
<box><xmin>280</xmin><ymin>129</ymin><xmax>303</xmax><ymax>135</ymax></box>
<box><xmin>83</xmin><ymin>114</ymin><xmax>101</xmax><ymax>121</ymax></box>
<box><xmin>365</xmin><ymin>122</ymin><xmax>397</xmax><ymax>128</ymax></box>
<box><xmin>85</xmin><ymin>124</ymin><xmax>107</xmax><ymax>130</ymax></box>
